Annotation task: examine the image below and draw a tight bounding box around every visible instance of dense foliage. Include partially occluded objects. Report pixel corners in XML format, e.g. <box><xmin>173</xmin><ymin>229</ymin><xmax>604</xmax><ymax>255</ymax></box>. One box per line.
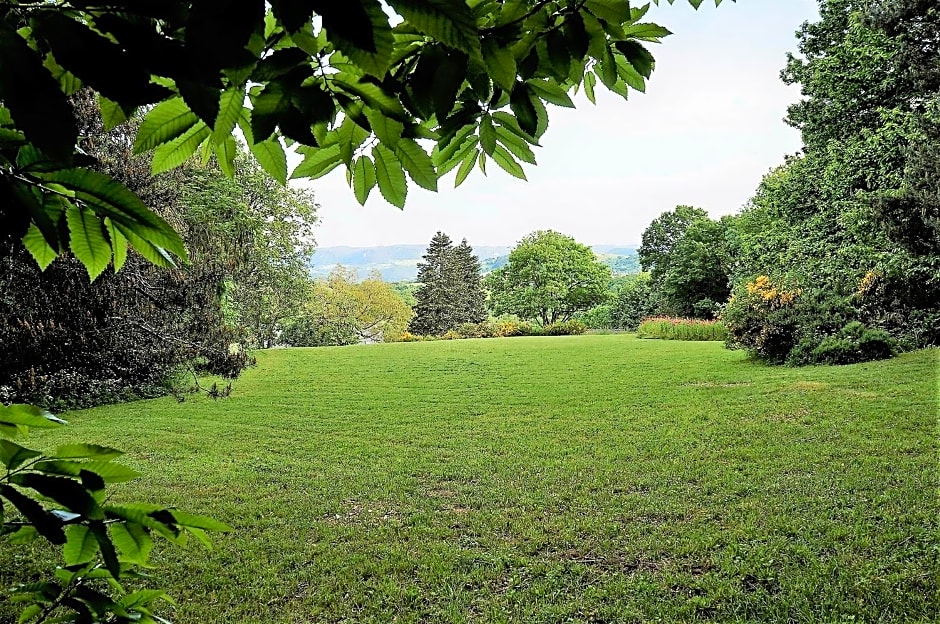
<box><xmin>1</xmin><ymin>94</ymin><xmax>248</xmax><ymax>409</ymax></box>
<box><xmin>726</xmin><ymin>0</ymin><xmax>940</xmax><ymax>362</ymax></box>
<box><xmin>409</xmin><ymin>232</ymin><xmax>486</xmax><ymax>335</ymax></box>
<box><xmin>0</xmin><ymin>0</ymin><xmax>724</xmax><ymax>271</ymax></box>
<box><xmin>485</xmin><ymin>230</ymin><xmax>611</xmax><ymax>325</ymax></box>
<box><xmin>281</xmin><ymin>267</ymin><xmax>414</xmax><ymax>346</ymax></box>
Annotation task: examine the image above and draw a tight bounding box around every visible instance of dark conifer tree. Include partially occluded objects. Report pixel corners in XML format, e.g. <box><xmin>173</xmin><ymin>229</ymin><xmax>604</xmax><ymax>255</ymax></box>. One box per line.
<box><xmin>453</xmin><ymin>239</ymin><xmax>487</xmax><ymax>324</ymax></box>
<box><xmin>409</xmin><ymin>232</ymin><xmax>457</xmax><ymax>335</ymax></box>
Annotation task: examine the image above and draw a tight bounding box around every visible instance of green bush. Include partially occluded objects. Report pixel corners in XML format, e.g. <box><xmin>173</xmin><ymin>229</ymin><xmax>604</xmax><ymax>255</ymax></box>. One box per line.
<box><xmin>636</xmin><ymin>317</ymin><xmax>728</xmax><ymax>341</ymax></box>
<box><xmin>787</xmin><ymin>322</ymin><xmax>897</xmax><ymax>366</ymax></box>
<box><xmin>542</xmin><ymin>320</ymin><xmax>587</xmax><ymax>336</ymax></box>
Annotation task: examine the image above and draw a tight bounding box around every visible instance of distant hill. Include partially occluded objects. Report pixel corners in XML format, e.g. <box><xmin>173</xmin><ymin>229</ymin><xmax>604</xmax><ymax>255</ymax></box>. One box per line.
<box><xmin>309</xmin><ymin>244</ymin><xmax>639</xmax><ymax>282</ymax></box>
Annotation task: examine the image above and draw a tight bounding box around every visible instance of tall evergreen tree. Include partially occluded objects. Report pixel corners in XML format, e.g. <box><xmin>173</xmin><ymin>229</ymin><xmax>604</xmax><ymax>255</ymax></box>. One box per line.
<box><xmin>453</xmin><ymin>239</ymin><xmax>487</xmax><ymax>324</ymax></box>
<box><xmin>409</xmin><ymin>232</ymin><xmax>457</xmax><ymax>335</ymax></box>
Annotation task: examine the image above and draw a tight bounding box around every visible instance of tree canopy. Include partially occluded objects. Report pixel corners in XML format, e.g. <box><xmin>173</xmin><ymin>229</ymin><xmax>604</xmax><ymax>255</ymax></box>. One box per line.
<box><xmin>0</xmin><ymin>0</ymin><xmax>729</xmax><ymax>276</ymax></box>
<box><xmin>486</xmin><ymin>230</ymin><xmax>610</xmax><ymax>324</ymax></box>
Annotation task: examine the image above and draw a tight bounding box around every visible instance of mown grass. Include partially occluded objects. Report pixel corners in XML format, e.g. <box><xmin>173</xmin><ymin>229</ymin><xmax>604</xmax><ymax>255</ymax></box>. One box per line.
<box><xmin>1</xmin><ymin>336</ymin><xmax>937</xmax><ymax>623</ymax></box>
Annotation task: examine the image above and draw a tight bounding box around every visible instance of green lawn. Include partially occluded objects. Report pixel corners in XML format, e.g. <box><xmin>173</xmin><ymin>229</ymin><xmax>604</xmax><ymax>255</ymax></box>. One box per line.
<box><xmin>2</xmin><ymin>336</ymin><xmax>937</xmax><ymax>623</ymax></box>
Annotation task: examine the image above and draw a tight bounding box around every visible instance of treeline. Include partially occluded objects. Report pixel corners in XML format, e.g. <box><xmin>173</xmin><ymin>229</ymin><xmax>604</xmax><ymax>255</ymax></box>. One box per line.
<box><xmin>0</xmin><ymin>93</ymin><xmax>317</xmax><ymax>408</ymax></box>
<box><xmin>578</xmin><ymin>0</ymin><xmax>939</xmax><ymax>364</ymax></box>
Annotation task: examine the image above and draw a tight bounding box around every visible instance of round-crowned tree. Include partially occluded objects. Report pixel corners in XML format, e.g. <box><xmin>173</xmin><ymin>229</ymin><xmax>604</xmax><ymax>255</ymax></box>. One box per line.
<box><xmin>486</xmin><ymin>230</ymin><xmax>611</xmax><ymax>326</ymax></box>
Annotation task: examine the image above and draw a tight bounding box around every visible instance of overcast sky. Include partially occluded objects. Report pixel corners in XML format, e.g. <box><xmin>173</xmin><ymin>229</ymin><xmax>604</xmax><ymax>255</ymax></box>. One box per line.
<box><xmin>296</xmin><ymin>0</ymin><xmax>820</xmax><ymax>249</ymax></box>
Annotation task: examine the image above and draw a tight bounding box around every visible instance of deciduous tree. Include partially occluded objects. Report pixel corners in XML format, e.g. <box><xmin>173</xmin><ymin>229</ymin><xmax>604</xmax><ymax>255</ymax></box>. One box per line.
<box><xmin>486</xmin><ymin>230</ymin><xmax>610</xmax><ymax>325</ymax></box>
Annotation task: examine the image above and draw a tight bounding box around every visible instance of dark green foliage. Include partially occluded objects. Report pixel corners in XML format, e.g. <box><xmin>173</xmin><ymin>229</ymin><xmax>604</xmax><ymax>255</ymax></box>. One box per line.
<box><xmin>609</xmin><ymin>273</ymin><xmax>660</xmax><ymax>330</ymax></box>
<box><xmin>638</xmin><ymin>207</ymin><xmax>732</xmax><ymax>320</ymax></box>
<box><xmin>453</xmin><ymin>239</ymin><xmax>487</xmax><ymax>325</ymax></box>
<box><xmin>788</xmin><ymin>321</ymin><xmax>897</xmax><ymax>366</ymax></box>
<box><xmin>410</xmin><ymin>232</ymin><xmax>458</xmax><ymax>335</ymax></box>
<box><xmin>638</xmin><ymin>205</ymin><xmax>708</xmax><ymax>279</ymax></box>
<box><xmin>409</xmin><ymin>232</ymin><xmax>486</xmax><ymax>335</ymax></box>
<box><xmin>721</xmin><ymin>276</ymin><xmax>897</xmax><ymax>366</ymax></box>
<box><xmin>730</xmin><ymin>0</ymin><xmax>940</xmax><ymax>359</ymax></box>
<box><xmin>0</xmin><ymin>0</ymin><xmax>721</xmax><ymax>267</ymax></box>
<box><xmin>279</xmin><ymin>315</ymin><xmax>359</xmax><ymax>348</ymax></box>
<box><xmin>0</xmin><ymin>405</ymin><xmax>229</xmax><ymax>624</ymax></box>
<box><xmin>658</xmin><ymin>217</ymin><xmax>734</xmax><ymax>319</ymax></box>
<box><xmin>0</xmin><ymin>93</ymin><xmax>247</xmax><ymax>409</ymax></box>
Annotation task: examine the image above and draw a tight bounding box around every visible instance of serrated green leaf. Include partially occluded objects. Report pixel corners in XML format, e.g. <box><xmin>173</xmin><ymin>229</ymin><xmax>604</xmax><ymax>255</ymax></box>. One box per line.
<box><xmin>509</xmin><ymin>83</ymin><xmax>538</xmax><ymax>137</ymax></box>
<box><xmin>98</xmin><ymin>95</ymin><xmax>128</xmax><ymax>131</ymax></box>
<box><xmin>53</xmin><ymin>443</ymin><xmax>122</xmax><ymax>461</ymax></box>
<box><xmin>584</xmin><ymin>71</ymin><xmax>597</xmax><ymax>104</ymax></box>
<box><xmin>17</xmin><ymin>603</ymin><xmax>42</xmax><ymax>623</ymax></box>
<box><xmin>623</xmin><ymin>22</ymin><xmax>672</xmax><ymax>41</ymax></box>
<box><xmin>0</xmin><ymin>439</ymin><xmax>41</xmax><ymax>470</ymax></box>
<box><xmin>585</xmin><ymin>0</ymin><xmax>631</xmax><ymax>24</ymax></box>
<box><xmin>0</xmin><ymin>404</ymin><xmax>66</xmax><ymax>430</ymax></box>
<box><xmin>491</xmin><ymin>144</ymin><xmax>527</xmax><ymax>180</ymax></box>
<box><xmin>394</xmin><ymin>138</ymin><xmax>437</xmax><ymax>191</ymax></box>
<box><xmin>437</xmin><ymin>135</ymin><xmax>478</xmax><ymax>175</ymax></box>
<box><xmin>453</xmin><ymin>147</ymin><xmax>477</xmax><ymax>187</ymax></box>
<box><xmin>104</xmin><ymin>217</ymin><xmax>127</xmax><ymax>272</ymax></box>
<box><xmin>250</xmin><ymin>139</ymin><xmax>287</xmax><ymax>185</ymax></box>
<box><xmin>63</xmin><ymin>525</ymin><xmax>100</xmax><ymax>566</ymax></box>
<box><xmin>22</xmin><ymin>224</ymin><xmax>58</xmax><ymax>270</ymax></box>
<box><xmin>495</xmin><ymin>126</ymin><xmax>537</xmax><ymax>165</ymax></box>
<box><xmin>151</xmin><ymin>122</ymin><xmax>210</xmax><ymax>174</ymax></box>
<box><xmin>526</xmin><ymin>79</ymin><xmax>575</xmax><ymax>108</ymax></box>
<box><xmin>478</xmin><ymin>150</ymin><xmax>487</xmax><ymax>175</ymax></box>
<box><xmin>333</xmin><ymin>77</ymin><xmax>407</xmax><ymax>120</ymax></box>
<box><xmin>32</xmin><ymin>459</ymin><xmax>140</xmax><ymax>483</ymax></box>
<box><xmin>35</xmin><ymin>168</ymin><xmax>186</xmax><ymax>263</ymax></box>
<box><xmin>615</xmin><ymin>55</ymin><xmax>646</xmax><ymax>92</ymax></box>
<box><xmin>110</xmin><ymin>522</ymin><xmax>153</xmax><ymax>564</ymax></box>
<box><xmin>364</xmin><ymin>108</ymin><xmax>404</xmax><ymax>148</ymax></box>
<box><xmin>330</xmin><ymin>0</ymin><xmax>394</xmax><ymax>77</ymax></box>
<box><xmin>291</xmin><ymin>144</ymin><xmax>342</xmax><ymax>180</ymax></box>
<box><xmin>134</xmin><ymin>98</ymin><xmax>199</xmax><ymax>154</ymax></box>
<box><xmin>479</xmin><ymin>115</ymin><xmax>497</xmax><ymax>155</ymax></box>
<box><xmin>212</xmin><ymin>88</ymin><xmax>244</xmax><ymax>144</ymax></box>
<box><xmin>66</xmin><ymin>205</ymin><xmax>111</xmax><ymax>281</ymax></box>
<box><xmin>482</xmin><ymin>39</ymin><xmax>516</xmax><ymax>92</ymax></box>
<box><xmin>215</xmin><ymin>135</ymin><xmax>238</xmax><ymax>178</ymax></box>
<box><xmin>372</xmin><ymin>144</ymin><xmax>407</xmax><ymax>208</ymax></box>
<box><xmin>169</xmin><ymin>510</ymin><xmax>232</xmax><ymax>532</ymax></box>
<box><xmin>615</xmin><ymin>40</ymin><xmax>655</xmax><ymax>79</ymax></box>
<box><xmin>353</xmin><ymin>155</ymin><xmax>377</xmax><ymax>205</ymax></box>
<box><xmin>7</xmin><ymin>525</ymin><xmax>39</xmax><ymax>545</ymax></box>
<box><xmin>387</xmin><ymin>0</ymin><xmax>480</xmax><ymax>56</ymax></box>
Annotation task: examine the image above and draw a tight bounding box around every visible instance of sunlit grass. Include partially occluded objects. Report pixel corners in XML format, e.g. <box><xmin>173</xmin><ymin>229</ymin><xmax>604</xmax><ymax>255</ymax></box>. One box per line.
<box><xmin>2</xmin><ymin>336</ymin><xmax>936</xmax><ymax>623</ymax></box>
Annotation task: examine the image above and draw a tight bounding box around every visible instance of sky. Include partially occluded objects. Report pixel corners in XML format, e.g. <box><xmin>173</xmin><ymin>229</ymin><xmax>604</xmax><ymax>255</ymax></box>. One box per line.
<box><xmin>295</xmin><ymin>0</ymin><xmax>821</xmax><ymax>249</ymax></box>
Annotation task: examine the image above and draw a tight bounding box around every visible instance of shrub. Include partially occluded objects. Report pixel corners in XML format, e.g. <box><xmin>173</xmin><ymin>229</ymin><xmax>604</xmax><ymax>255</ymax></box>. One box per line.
<box><xmin>542</xmin><ymin>320</ymin><xmax>587</xmax><ymax>336</ymax></box>
<box><xmin>721</xmin><ymin>275</ymin><xmax>806</xmax><ymax>362</ymax></box>
<box><xmin>636</xmin><ymin>317</ymin><xmax>728</xmax><ymax>341</ymax></box>
<box><xmin>442</xmin><ymin>329</ymin><xmax>461</xmax><ymax>340</ymax></box>
<box><xmin>787</xmin><ymin>322</ymin><xmax>897</xmax><ymax>366</ymax></box>
<box><xmin>577</xmin><ymin>304</ymin><xmax>613</xmax><ymax>329</ymax></box>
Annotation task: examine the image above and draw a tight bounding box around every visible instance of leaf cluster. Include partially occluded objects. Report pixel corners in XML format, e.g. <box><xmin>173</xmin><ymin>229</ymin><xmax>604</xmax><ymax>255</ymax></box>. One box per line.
<box><xmin>0</xmin><ymin>0</ymin><xmax>730</xmax><ymax>277</ymax></box>
<box><xmin>0</xmin><ymin>405</ymin><xmax>230</xmax><ymax>624</ymax></box>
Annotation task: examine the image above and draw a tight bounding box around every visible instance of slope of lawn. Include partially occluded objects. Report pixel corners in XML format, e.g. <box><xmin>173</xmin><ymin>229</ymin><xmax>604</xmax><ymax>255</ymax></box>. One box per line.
<box><xmin>2</xmin><ymin>335</ymin><xmax>937</xmax><ymax>623</ymax></box>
